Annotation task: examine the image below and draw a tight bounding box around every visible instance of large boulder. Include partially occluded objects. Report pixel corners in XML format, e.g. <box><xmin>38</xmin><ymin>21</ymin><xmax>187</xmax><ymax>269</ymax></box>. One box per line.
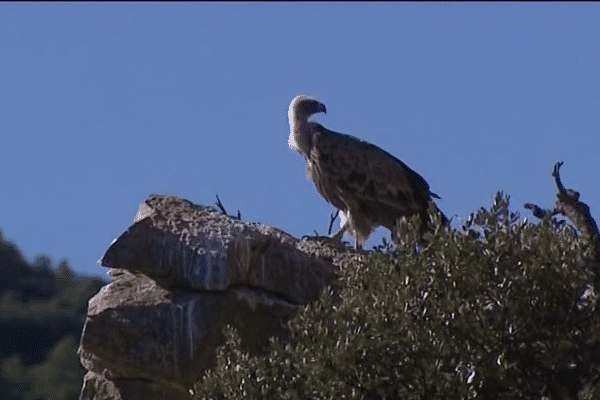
<box><xmin>78</xmin><ymin>195</ymin><xmax>352</xmax><ymax>400</ymax></box>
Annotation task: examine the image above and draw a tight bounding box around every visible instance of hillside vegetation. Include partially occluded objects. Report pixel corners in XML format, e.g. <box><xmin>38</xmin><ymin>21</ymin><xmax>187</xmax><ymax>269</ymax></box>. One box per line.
<box><xmin>196</xmin><ymin>191</ymin><xmax>600</xmax><ymax>400</ymax></box>
<box><xmin>0</xmin><ymin>231</ymin><xmax>105</xmax><ymax>400</ymax></box>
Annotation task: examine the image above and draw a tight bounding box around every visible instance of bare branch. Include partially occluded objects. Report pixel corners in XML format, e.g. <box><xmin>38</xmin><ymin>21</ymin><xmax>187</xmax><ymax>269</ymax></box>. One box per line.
<box><xmin>215</xmin><ymin>194</ymin><xmax>227</xmax><ymax>215</ymax></box>
<box><xmin>552</xmin><ymin>162</ymin><xmax>599</xmax><ymax>240</ymax></box>
<box><xmin>524</xmin><ymin>203</ymin><xmax>558</xmax><ymax>220</ymax></box>
<box><xmin>215</xmin><ymin>194</ymin><xmax>242</xmax><ymax>220</ymax></box>
<box><xmin>527</xmin><ymin>161</ymin><xmax>599</xmax><ymax>267</ymax></box>
<box><xmin>328</xmin><ymin>210</ymin><xmax>340</xmax><ymax>236</ymax></box>
<box><xmin>552</xmin><ymin>161</ymin><xmax>566</xmax><ymax>195</ymax></box>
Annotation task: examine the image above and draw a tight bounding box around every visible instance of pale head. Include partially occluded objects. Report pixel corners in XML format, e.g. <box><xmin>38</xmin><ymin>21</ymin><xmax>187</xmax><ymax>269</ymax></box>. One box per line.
<box><xmin>288</xmin><ymin>95</ymin><xmax>327</xmax><ymax>121</ymax></box>
<box><xmin>288</xmin><ymin>95</ymin><xmax>327</xmax><ymax>152</ymax></box>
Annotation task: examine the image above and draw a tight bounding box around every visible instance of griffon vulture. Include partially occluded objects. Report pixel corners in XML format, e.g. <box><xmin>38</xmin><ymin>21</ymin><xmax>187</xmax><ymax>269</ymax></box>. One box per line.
<box><xmin>288</xmin><ymin>95</ymin><xmax>447</xmax><ymax>250</ymax></box>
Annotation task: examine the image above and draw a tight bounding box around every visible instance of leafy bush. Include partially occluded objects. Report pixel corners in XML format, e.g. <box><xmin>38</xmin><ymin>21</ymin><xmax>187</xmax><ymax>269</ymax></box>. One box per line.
<box><xmin>195</xmin><ymin>192</ymin><xmax>600</xmax><ymax>400</ymax></box>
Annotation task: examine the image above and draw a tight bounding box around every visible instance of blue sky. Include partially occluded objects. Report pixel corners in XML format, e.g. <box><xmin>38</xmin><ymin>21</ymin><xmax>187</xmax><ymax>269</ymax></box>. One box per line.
<box><xmin>1</xmin><ymin>3</ymin><xmax>598</xmax><ymax>278</ymax></box>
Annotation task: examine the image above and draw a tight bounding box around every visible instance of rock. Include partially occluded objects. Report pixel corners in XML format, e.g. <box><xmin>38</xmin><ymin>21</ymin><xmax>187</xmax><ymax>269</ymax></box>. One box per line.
<box><xmin>78</xmin><ymin>195</ymin><xmax>349</xmax><ymax>399</ymax></box>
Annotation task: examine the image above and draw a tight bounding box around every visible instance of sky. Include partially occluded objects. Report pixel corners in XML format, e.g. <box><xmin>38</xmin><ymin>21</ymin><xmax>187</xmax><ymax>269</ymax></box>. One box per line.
<box><xmin>1</xmin><ymin>3</ymin><xmax>599</xmax><ymax>278</ymax></box>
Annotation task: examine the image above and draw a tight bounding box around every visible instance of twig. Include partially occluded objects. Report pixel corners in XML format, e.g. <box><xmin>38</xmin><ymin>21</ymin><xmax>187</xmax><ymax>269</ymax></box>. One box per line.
<box><xmin>523</xmin><ymin>203</ymin><xmax>558</xmax><ymax>220</ymax></box>
<box><xmin>215</xmin><ymin>194</ymin><xmax>227</xmax><ymax>214</ymax></box>
<box><xmin>328</xmin><ymin>210</ymin><xmax>339</xmax><ymax>236</ymax></box>
<box><xmin>215</xmin><ymin>194</ymin><xmax>241</xmax><ymax>220</ymax></box>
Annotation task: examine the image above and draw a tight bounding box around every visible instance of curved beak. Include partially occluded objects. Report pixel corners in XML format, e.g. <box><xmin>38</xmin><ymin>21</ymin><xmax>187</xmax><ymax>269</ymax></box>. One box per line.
<box><xmin>318</xmin><ymin>102</ymin><xmax>327</xmax><ymax>114</ymax></box>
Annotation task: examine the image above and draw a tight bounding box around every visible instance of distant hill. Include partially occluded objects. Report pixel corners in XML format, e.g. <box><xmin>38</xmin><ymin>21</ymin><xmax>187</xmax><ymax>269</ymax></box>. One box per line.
<box><xmin>0</xmin><ymin>228</ymin><xmax>107</xmax><ymax>400</ymax></box>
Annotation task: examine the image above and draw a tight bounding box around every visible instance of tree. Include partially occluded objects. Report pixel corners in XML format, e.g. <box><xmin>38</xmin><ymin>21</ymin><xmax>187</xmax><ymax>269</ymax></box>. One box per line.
<box><xmin>195</xmin><ymin>191</ymin><xmax>600</xmax><ymax>400</ymax></box>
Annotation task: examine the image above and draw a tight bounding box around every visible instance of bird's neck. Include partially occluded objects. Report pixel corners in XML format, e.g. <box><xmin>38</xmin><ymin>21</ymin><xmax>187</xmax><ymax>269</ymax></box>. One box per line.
<box><xmin>289</xmin><ymin>117</ymin><xmax>312</xmax><ymax>155</ymax></box>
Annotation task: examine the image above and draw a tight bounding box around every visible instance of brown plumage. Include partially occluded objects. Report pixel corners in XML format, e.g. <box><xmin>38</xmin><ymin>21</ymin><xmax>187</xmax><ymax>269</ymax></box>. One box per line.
<box><xmin>288</xmin><ymin>95</ymin><xmax>446</xmax><ymax>250</ymax></box>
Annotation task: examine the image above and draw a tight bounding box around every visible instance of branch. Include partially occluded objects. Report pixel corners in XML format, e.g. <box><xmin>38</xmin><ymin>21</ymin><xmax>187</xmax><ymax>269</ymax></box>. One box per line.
<box><xmin>215</xmin><ymin>194</ymin><xmax>241</xmax><ymax>220</ymax></box>
<box><xmin>328</xmin><ymin>210</ymin><xmax>340</xmax><ymax>236</ymax></box>
<box><xmin>552</xmin><ymin>162</ymin><xmax>599</xmax><ymax>240</ymax></box>
<box><xmin>523</xmin><ymin>203</ymin><xmax>558</xmax><ymax>220</ymax></box>
<box><xmin>552</xmin><ymin>161</ymin><xmax>567</xmax><ymax>195</ymax></box>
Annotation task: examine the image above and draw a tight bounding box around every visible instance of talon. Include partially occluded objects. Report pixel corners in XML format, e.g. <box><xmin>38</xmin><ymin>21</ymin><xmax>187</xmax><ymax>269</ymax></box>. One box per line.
<box><xmin>301</xmin><ymin>233</ymin><xmax>352</xmax><ymax>250</ymax></box>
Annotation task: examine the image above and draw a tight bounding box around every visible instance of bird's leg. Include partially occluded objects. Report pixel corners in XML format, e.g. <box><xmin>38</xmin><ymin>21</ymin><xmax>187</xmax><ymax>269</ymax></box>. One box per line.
<box><xmin>317</xmin><ymin>225</ymin><xmax>353</xmax><ymax>250</ymax></box>
<box><xmin>325</xmin><ymin>210</ymin><xmax>353</xmax><ymax>248</ymax></box>
<box><xmin>330</xmin><ymin>225</ymin><xmax>347</xmax><ymax>243</ymax></box>
<box><xmin>303</xmin><ymin>224</ymin><xmax>353</xmax><ymax>249</ymax></box>
<box><xmin>301</xmin><ymin>232</ymin><xmax>333</xmax><ymax>241</ymax></box>
<box><xmin>301</xmin><ymin>211</ymin><xmax>345</xmax><ymax>242</ymax></box>
<box><xmin>354</xmin><ymin>237</ymin><xmax>364</xmax><ymax>252</ymax></box>
<box><xmin>301</xmin><ymin>212</ymin><xmax>357</xmax><ymax>251</ymax></box>
<box><xmin>332</xmin><ymin>225</ymin><xmax>366</xmax><ymax>252</ymax></box>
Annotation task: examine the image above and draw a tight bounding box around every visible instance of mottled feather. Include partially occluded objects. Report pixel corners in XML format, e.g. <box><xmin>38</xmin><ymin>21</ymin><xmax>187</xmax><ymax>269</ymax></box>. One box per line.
<box><xmin>288</xmin><ymin>95</ymin><xmax>446</xmax><ymax>249</ymax></box>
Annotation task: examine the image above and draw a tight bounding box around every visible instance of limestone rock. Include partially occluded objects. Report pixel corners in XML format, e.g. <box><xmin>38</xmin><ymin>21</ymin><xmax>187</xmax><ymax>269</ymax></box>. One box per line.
<box><xmin>78</xmin><ymin>195</ymin><xmax>349</xmax><ymax>399</ymax></box>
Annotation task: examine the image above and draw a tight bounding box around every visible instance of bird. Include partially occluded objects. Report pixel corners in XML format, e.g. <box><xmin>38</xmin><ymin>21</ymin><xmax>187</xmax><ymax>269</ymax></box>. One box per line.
<box><xmin>288</xmin><ymin>95</ymin><xmax>447</xmax><ymax>251</ymax></box>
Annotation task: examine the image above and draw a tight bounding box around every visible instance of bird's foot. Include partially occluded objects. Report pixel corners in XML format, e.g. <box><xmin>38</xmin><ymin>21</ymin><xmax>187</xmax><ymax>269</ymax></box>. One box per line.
<box><xmin>301</xmin><ymin>233</ymin><xmax>352</xmax><ymax>250</ymax></box>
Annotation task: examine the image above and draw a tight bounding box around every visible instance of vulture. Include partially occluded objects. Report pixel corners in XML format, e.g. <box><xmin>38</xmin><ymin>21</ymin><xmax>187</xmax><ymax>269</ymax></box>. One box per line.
<box><xmin>288</xmin><ymin>95</ymin><xmax>447</xmax><ymax>250</ymax></box>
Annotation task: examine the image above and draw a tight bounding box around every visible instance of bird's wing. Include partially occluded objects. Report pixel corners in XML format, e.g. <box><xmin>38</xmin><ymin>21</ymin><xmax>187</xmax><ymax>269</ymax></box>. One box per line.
<box><xmin>310</xmin><ymin>124</ymin><xmax>434</xmax><ymax>213</ymax></box>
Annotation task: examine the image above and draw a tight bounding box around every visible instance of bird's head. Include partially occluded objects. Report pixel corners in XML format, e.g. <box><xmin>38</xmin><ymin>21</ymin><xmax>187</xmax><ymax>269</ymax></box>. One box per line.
<box><xmin>288</xmin><ymin>95</ymin><xmax>327</xmax><ymax>123</ymax></box>
<box><xmin>288</xmin><ymin>95</ymin><xmax>327</xmax><ymax>154</ymax></box>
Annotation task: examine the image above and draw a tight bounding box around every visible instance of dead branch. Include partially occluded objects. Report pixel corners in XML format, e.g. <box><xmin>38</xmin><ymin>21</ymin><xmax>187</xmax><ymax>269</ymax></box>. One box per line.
<box><xmin>328</xmin><ymin>210</ymin><xmax>340</xmax><ymax>236</ymax></box>
<box><xmin>525</xmin><ymin>162</ymin><xmax>599</xmax><ymax>264</ymax></box>
<box><xmin>524</xmin><ymin>203</ymin><xmax>558</xmax><ymax>220</ymax></box>
<box><xmin>552</xmin><ymin>162</ymin><xmax>599</xmax><ymax>240</ymax></box>
<box><xmin>215</xmin><ymin>194</ymin><xmax>241</xmax><ymax>220</ymax></box>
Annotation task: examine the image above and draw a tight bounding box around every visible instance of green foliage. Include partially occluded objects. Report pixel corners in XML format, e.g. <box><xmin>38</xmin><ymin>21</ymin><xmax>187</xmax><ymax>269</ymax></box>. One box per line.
<box><xmin>0</xmin><ymin>230</ymin><xmax>107</xmax><ymax>400</ymax></box>
<box><xmin>195</xmin><ymin>192</ymin><xmax>600</xmax><ymax>399</ymax></box>
<box><xmin>26</xmin><ymin>336</ymin><xmax>82</xmax><ymax>400</ymax></box>
<box><xmin>1</xmin><ymin>337</ymin><xmax>82</xmax><ymax>400</ymax></box>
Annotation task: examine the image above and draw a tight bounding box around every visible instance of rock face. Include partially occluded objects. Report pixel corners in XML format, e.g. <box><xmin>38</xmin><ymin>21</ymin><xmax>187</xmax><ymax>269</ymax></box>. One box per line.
<box><xmin>78</xmin><ymin>195</ymin><xmax>351</xmax><ymax>400</ymax></box>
